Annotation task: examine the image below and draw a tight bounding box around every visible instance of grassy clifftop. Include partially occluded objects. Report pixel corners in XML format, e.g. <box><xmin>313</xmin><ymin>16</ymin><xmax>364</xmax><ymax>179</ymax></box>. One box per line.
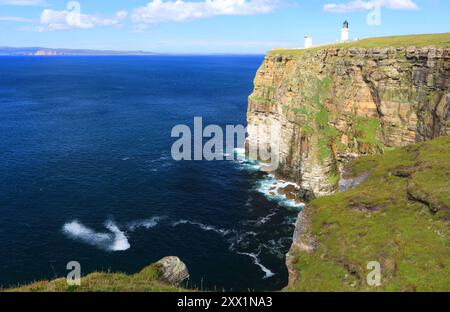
<box><xmin>270</xmin><ymin>33</ymin><xmax>450</xmax><ymax>58</ymax></box>
<box><xmin>5</xmin><ymin>263</ymin><xmax>187</xmax><ymax>292</ymax></box>
<box><xmin>286</xmin><ymin>136</ymin><xmax>450</xmax><ymax>291</ymax></box>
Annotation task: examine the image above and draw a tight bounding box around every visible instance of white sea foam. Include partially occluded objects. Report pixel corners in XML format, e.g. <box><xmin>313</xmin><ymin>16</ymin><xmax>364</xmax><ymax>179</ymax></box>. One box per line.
<box><xmin>173</xmin><ymin>218</ymin><xmax>278</xmax><ymax>279</ymax></box>
<box><xmin>144</xmin><ymin>154</ymin><xmax>172</xmax><ymax>171</ymax></box>
<box><xmin>256</xmin><ymin>212</ymin><xmax>277</xmax><ymax>225</ymax></box>
<box><xmin>63</xmin><ymin>221</ymin><xmax>111</xmax><ymax>246</ymax></box>
<box><xmin>232</xmin><ymin>148</ymin><xmax>261</xmax><ymax>172</ymax></box>
<box><xmin>172</xmin><ymin>220</ymin><xmax>233</xmax><ymax>236</ymax></box>
<box><xmin>237</xmin><ymin>251</ymin><xmax>275</xmax><ymax>279</ymax></box>
<box><xmin>147</xmin><ymin>155</ymin><xmax>171</xmax><ymax>163</ymax></box>
<box><xmin>260</xmin><ymin>238</ymin><xmax>293</xmax><ymax>258</ymax></box>
<box><xmin>230</xmin><ymin>231</ymin><xmax>258</xmax><ymax>248</ymax></box>
<box><xmin>127</xmin><ymin>216</ymin><xmax>165</xmax><ymax>231</ymax></box>
<box><xmin>232</xmin><ymin>149</ymin><xmax>305</xmax><ymax>209</ymax></box>
<box><xmin>234</xmin><ymin>147</ymin><xmax>246</xmax><ymax>159</ymax></box>
<box><xmin>104</xmin><ymin>221</ymin><xmax>131</xmax><ymax>251</ymax></box>
<box><xmin>255</xmin><ymin>174</ymin><xmax>305</xmax><ymax>210</ymax></box>
<box><xmin>62</xmin><ymin>220</ymin><xmax>130</xmax><ymax>251</ymax></box>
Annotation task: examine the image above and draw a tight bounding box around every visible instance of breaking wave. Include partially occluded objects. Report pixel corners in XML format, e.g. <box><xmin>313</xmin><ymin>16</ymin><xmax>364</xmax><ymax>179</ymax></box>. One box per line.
<box><xmin>62</xmin><ymin>220</ymin><xmax>130</xmax><ymax>251</ymax></box>
<box><xmin>231</xmin><ymin>149</ymin><xmax>305</xmax><ymax>210</ymax></box>
<box><xmin>104</xmin><ymin>221</ymin><xmax>131</xmax><ymax>251</ymax></box>
<box><xmin>233</xmin><ymin>148</ymin><xmax>261</xmax><ymax>172</ymax></box>
<box><xmin>63</xmin><ymin>216</ymin><xmax>166</xmax><ymax>251</ymax></box>
<box><xmin>255</xmin><ymin>174</ymin><xmax>305</xmax><ymax>210</ymax></box>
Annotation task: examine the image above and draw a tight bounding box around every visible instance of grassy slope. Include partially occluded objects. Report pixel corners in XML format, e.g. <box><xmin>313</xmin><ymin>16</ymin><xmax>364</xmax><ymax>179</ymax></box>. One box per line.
<box><xmin>269</xmin><ymin>33</ymin><xmax>450</xmax><ymax>58</ymax></box>
<box><xmin>286</xmin><ymin>136</ymin><xmax>450</xmax><ymax>292</ymax></box>
<box><xmin>6</xmin><ymin>263</ymin><xmax>187</xmax><ymax>292</ymax></box>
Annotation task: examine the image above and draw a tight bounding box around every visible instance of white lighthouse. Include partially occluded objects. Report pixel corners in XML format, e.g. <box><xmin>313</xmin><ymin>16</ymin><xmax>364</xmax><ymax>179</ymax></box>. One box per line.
<box><xmin>304</xmin><ymin>36</ymin><xmax>312</xmax><ymax>49</ymax></box>
<box><xmin>341</xmin><ymin>20</ymin><xmax>349</xmax><ymax>42</ymax></box>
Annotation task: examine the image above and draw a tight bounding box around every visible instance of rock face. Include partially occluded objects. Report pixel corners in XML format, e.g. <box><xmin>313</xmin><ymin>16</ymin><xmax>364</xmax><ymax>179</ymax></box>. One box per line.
<box><xmin>247</xmin><ymin>47</ymin><xmax>450</xmax><ymax>196</ymax></box>
<box><xmin>157</xmin><ymin>256</ymin><xmax>189</xmax><ymax>285</ymax></box>
<box><xmin>285</xmin><ymin>206</ymin><xmax>317</xmax><ymax>288</ymax></box>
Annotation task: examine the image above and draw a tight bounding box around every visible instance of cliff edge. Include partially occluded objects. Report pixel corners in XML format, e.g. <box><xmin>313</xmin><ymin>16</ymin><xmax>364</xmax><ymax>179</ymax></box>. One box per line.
<box><xmin>247</xmin><ymin>33</ymin><xmax>450</xmax><ymax>196</ymax></box>
<box><xmin>5</xmin><ymin>256</ymin><xmax>189</xmax><ymax>292</ymax></box>
<box><xmin>246</xmin><ymin>33</ymin><xmax>450</xmax><ymax>291</ymax></box>
<box><xmin>285</xmin><ymin>136</ymin><xmax>450</xmax><ymax>291</ymax></box>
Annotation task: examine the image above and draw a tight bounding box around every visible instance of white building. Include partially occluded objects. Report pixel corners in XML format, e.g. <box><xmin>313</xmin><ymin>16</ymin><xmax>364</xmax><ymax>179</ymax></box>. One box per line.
<box><xmin>304</xmin><ymin>36</ymin><xmax>313</xmax><ymax>49</ymax></box>
<box><xmin>341</xmin><ymin>20</ymin><xmax>349</xmax><ymax>42</ymax></box>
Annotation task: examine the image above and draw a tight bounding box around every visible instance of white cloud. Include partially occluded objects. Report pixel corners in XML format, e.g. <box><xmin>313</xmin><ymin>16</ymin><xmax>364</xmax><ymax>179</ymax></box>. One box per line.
<box><xmin>0</xmin><ymin>15</ymin><xmax>34</xmax><ymax>22</ymax></box>
<box><xmin>323</xmin><ymin>0</ymin><xmax>418</xmax><ymax>13</ymax></box>
<box><xmin>39</xmin><ymin>9</ymin><xmax>128</xmax><ymax>31</ymax></box>
<box><xmin>131</xmin><ymin>0</ymin><xmax>281</xmax><ymax>24</ymax></box>
<box><xmin>0</xmin><ymin>0</ymin><xmax>44</xmax><ymax>5</ymax></box>
<box><xmin>116</xmin><ymin>10</ymin><xmax>128</xmax><ymax>20</ymax></box>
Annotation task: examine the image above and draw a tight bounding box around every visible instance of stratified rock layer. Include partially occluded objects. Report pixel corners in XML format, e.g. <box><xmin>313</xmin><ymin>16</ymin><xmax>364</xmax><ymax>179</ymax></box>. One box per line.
<box><xmin>157</xmin><ymin>256</ymin><xmax>190</xmax><ymax>285</ymax></box>
<box><xmin>247</xmin><ymin>46</ymin><xmax>450</xmax><ymax>196</ymax></box>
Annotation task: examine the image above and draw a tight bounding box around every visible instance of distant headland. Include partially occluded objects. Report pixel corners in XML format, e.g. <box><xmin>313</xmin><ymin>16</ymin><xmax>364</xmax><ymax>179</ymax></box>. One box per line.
<box><xmin>0</xmin><ymin>46</ymin><xmax>156</xmax><ymax>56</ymax></box>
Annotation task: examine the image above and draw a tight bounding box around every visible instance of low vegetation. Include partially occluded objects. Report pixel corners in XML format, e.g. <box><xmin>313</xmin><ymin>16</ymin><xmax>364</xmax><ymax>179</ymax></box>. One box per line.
<box><xmin>269</xmin><ymin>33</ymin><xmax>450</xmax><ymax>59</ymax></box>
<box><xmin>286</xmin><ymin>136</ymin><xmax>450</xmax><ymax>291</ymax></box>
<box><xmin>5</xmin><ymin>263</ymin><xmax>187</xmax><ymax>292</ymax></box>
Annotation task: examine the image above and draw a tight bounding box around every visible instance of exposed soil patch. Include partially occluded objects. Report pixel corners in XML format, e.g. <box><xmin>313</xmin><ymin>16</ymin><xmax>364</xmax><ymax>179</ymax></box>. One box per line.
<box><xmin>348</xmin><ymin>198</ymin><xmax>386</xmax><ymax>212</ymax></box>
<box><xmin>407</xmin><ymin>181</ymin><xmax>450</xmax><ymax>215</ymax></box>
<box><xmin>390</xmin><ymin>164</ymin><xmax>417</xmax><ymax>178</ymax></box>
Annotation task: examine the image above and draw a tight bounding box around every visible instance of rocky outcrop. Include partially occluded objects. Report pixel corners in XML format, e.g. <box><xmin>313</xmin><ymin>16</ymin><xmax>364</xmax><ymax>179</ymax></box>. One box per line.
<box><xmin>157</xmin><ymin>256</ymin><xmax>190</xmax><ymax>285</ymax></box>
<box><xmin>247</xmin><ymin>46</ymin><xmax>450</xmax><ymax>196</ymax></box>
<box><xmin>285</xmin><ymin>206</ymin><xmax>317</xmax><ymax>288</ymax></box>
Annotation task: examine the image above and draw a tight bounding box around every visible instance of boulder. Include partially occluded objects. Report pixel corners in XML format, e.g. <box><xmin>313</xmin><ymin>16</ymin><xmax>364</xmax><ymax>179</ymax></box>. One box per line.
<box><xmin>157</xmin><ymin>256</ymin><xmax>189</xmax><ymax>285</ymax></box>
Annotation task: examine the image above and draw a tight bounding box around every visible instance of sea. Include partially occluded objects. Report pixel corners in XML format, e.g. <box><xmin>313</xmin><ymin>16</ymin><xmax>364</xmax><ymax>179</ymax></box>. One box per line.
<box><xmin>0</xmin><ymin>56</ymin><xmax>304</xmax><ymax>291</ymax></box>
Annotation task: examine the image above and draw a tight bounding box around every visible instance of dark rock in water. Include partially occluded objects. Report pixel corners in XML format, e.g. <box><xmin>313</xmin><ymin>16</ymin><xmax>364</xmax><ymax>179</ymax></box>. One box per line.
<box><xmin>278</xmin><ymin>184</ymin><xmax>299</xmax><ymax>200</ymax></box>
<box><xmin>277</xmin><ymin>184</ymin><xmax>315</xmax><ymax>204</ymax></box>
<box><xmin>297</xmin><ymin>189</ymin><xmax>316</xmax><ymax>203</ymax></box>
<box><xmin>157</xmin><ymin>256</ymin><xmax>189</xmax><ymax>285</ymax></box>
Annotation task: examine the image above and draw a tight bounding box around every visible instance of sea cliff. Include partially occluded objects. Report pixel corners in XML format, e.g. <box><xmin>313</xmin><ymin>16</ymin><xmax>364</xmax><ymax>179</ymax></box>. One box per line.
<box><xmin>247</xmin><ymin>37</ymin><xmax>450</xmax><ymax>196</ymax></box>
<box><xmin>246</xmin><ymin>34</ymin><xmax>450</xmax><ymax>291</ymax></box>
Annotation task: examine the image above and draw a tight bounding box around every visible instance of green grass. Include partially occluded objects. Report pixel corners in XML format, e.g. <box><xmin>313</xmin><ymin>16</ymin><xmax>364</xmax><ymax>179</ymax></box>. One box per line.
<box><xmin>5</xmin><ymin>263</ymin><xmax>188</xmax><ymax>292</ymax></box>
<box><xmin>269</xmin><ymin>33</ymin><xmax>450</xmax><ymax>59</ymax></box>
<box><xmin>289</xmin><ymin>77</ymin><xmax>338</xmax><ymax>162</ymax></box>
<box><xmin>354</xmin><ymin>117</ymin><xmax>383</xmax><ymax>151</ymax></box>
<box><xmin>286</xmin><ymin>136</ymin><xmax>450</xmax><ymax>292</ymax></box>
<box><xmin>328</xmin><ymin>173</ymin><xmax>339</xmax><ymax>187</ymax></box>
<box><xmin>249</xmin><ymin>94</ymin><xmax>267</xmax><ymax>103</ymax></box>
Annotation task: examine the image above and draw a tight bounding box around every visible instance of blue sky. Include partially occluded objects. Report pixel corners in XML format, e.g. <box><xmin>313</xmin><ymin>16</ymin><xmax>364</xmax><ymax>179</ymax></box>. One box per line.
<box><xmin>0</xmin><ymin>0</ymin><xmax>448</xmax><ymax>54</ymax></box>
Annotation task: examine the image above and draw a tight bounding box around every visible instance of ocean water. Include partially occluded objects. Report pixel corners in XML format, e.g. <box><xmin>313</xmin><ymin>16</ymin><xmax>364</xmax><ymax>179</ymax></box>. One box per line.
<box><xmin>0</xmin><ymin>56</ymin><xmax>302</xmax><ymax>291</ymax></box>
